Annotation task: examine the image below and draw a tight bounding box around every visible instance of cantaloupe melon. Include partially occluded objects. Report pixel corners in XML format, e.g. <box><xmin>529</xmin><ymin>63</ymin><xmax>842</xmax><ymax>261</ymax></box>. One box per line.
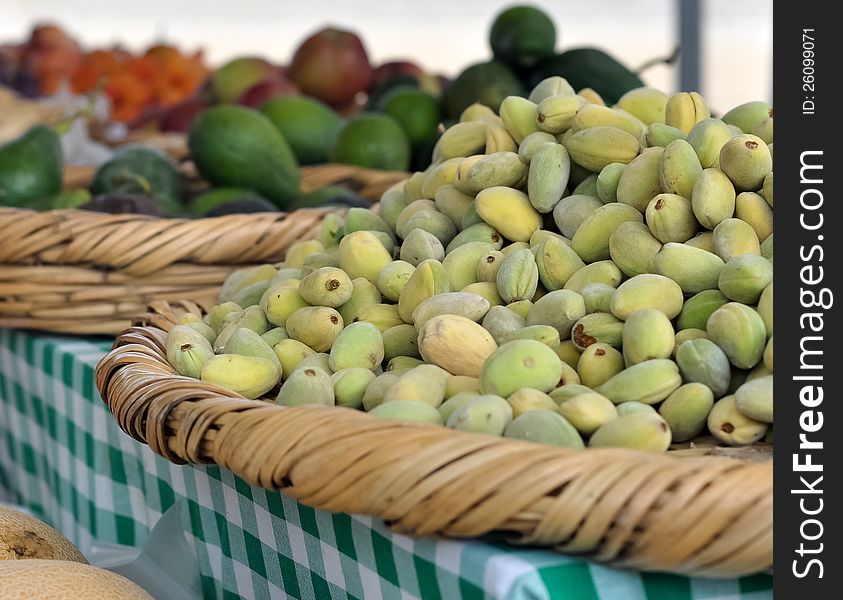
<box><xmin>0</xmin><ymin>507</ymin><xmax>86</xmax><ymax>563</ymax></box>
<box><xmin>0</xmin><ymin>559</ymin><xmax>154</xmax><ymax>599</ymax></box>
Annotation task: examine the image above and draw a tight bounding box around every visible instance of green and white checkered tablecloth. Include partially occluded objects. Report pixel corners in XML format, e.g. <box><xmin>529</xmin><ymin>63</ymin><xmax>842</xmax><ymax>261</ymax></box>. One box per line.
<box><xmin>0</xmin><ymin>328</ymin><xmax>773</xmax><ymax>599</ymax></box>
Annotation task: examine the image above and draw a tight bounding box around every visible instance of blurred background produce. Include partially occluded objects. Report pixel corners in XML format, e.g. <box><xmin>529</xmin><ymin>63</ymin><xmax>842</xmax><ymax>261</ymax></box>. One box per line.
<box><xmin>0</xmin><ymin>0</ymin><xmax>772</xmax><ymax>218</ymax></box>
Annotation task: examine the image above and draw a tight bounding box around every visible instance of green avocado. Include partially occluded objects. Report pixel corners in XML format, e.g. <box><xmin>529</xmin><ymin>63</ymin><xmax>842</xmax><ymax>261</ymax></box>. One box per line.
<box><xmin>91</xmin><ymin>147</ymin><xmax>183</xmax><ymax>215</ymax></box>
<box><xmin>441</xmin><ymin>60</ymin><xmax>525</xmax><ymax>118</ymax></box>
<box><xmin>0</xmin><ymin>125</ymin><xmax>63</xmax><ymax>208</ymax></box>
<box><xmin>260</xmin><ymin>96</ymin><xmax>343</xmax><ymax>165</ymax></box>
<box><xmin>188</xmin><ymin>105</ymin><xmax>300</xmax><ymax>209</ymax></box>
<box><xmin>528</xmin><ymin>48</ymin><xmax>644</xmax><ymax>104</ymax></box>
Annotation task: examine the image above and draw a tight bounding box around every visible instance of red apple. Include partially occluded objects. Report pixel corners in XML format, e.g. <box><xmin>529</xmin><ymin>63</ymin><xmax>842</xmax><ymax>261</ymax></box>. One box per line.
<box><xmin>237</xmin><ymin>76</ymin><xmax>298</xmax><ymax>107</ymax></box>
<box><xmin>371</xmin><ymin>60</ymin><xmax>425</xmax><ymax>89</ymax></box>
<box><xmin>288</xmin><ymin>27</ymin><xmax>372</xmax><ymax>108</ymax></box>
<box><xmin>158</xmin><ymin>97</ymin><xmax>208</xmax><ymax>132</ymax></box>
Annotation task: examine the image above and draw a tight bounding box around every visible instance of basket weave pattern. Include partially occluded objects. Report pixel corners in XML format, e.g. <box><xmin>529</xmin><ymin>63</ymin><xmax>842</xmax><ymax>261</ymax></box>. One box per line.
<box><xmin>0</xmin><ymin>164</ymin><xmax>406</xmax><ymax>335</ymax></box>
<box><xmin>95</xmin><ymin>301</ymin><xmax>773</xmax><ymax>578</ymax></box>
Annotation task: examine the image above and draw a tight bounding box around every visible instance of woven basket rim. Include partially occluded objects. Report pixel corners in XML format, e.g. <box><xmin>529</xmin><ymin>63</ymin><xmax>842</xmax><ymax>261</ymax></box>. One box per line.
<box><xmin>94</xmin><ymin>301</ymin><xmax>772</xmax><ymax>578</ymax></box>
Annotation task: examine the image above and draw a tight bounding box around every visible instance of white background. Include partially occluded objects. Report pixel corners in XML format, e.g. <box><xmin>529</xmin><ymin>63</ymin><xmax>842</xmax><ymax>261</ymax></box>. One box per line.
<box><xmin>0</xmin><ymin>0</ymin><xmax>772</xmax><ymax>113</ymax></box>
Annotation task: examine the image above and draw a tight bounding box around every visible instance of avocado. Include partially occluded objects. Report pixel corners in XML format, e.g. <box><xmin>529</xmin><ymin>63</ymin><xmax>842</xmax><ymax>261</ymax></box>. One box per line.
<box><xmin>489</xmin><ymin>5</ymin><xmax>557</xmax><ymax>71</ymax></box>
<box><xmin>187</xmin><ymin>187</ymin><xmax>268</xmax><ymax>216</ymax></box>
<box><xmin>90</xmin><ymin>147</ymin><xmax>183</xmax><ymax>215</ymax></box>
<box><xmin>259</xmin><ymin>96</ymin><xmax>343</xmax><ymax>165</ymax></box>
<box><xmin>188</xmin><ymin>105</ymin><xmax>300</xmax><ymax>209</ymax></box>
<box><xmin>528</xmin><ymin>48</ymin><xmax>643</xmax><ymax>105</ymax></box>
<box><xmin>0</xmin><ymin>125</ymin><xmax>63</xmax><ymax>208</ymax></box>
<box><xmin>441</xmin><ymin>60</ymin><xmax>525</xmax><ymax>118</ymax></box>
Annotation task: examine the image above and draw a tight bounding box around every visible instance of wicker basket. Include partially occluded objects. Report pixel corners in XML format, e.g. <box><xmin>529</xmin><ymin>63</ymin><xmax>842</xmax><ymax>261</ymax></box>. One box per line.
<box><xmin>95</xmin><ymin>301</ymin><xmax>773</xmax><ymax>578</ymax></box>
<box><xmin>0</xmin><ymin>164</ymin><xmax>406</xmax><ymax>335</ymax></box>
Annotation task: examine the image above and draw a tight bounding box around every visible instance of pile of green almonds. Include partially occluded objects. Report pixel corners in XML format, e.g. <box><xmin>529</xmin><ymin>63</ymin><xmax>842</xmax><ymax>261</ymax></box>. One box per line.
<box><xmin>166</xmin><ymin>78</ymin><xmax>773</xmax><ymax>453</ymax></box>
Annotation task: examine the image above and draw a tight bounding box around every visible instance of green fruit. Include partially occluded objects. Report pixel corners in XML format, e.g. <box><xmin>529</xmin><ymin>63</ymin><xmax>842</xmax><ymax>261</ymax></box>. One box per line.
<box><xmin>676</xmin><ymin>290</ymin><xmax>729</xmax><ymax>331</ymax></box>
<box><xmin>206</xmin><ymin>302</ymin><xmax>244</xmax><ymax>333</ymax></box>
<box><xmin>658</xmin><ymin>383</ymin><xmax>714</xmax><ymax>442</ymax></box>
<box><xmin>722</xmin><ymin>101</ymin><xmax>773</xmax><ymax>134</ymax></box>
<box><xmin>533</xmin><ymin>236</ymin><xmax>586</xmax><ymax>291</ymax></box>
<box><xmin>572</xmin><ymin>203</ymin><xmax>643</xmax><ymax>263</ymax></box>
<box><xmin>482</xmin><ymin>305</ymin><xmax>527</xmax><ymax>344</ymax></box>
<box><xmin>615</xmin><ymin>402</ymin><xmax>657</xmax><ymax>416</ymax></box>
<box><xmin>284</xmin><ymin>239</ymin><xmax>325</xmax><ymax>268</ymax></box>
<box><xmin>757</xmin><ymin>282</ymin><xmax>773</xmax><ymax>337</ymax></box>
<box><xmin>674</xmin><ymin>328</ymin><xmax>707</xmax><ymax>351</ymax></box>
<box><xmin>332</xmin><ymin>368</ymin><xmax>377</xmax><ymax>409</ymax></box>
<box><xmin>499</xmin><ymin>96</ymin><xmax>540</xmax><ymax>144</ymax></box>
<box><xmin>384</xmin><ymin>364</ymin><xmax>448</xmax><ymax>407</ymax></box>
<box><xmin>691</xmin><ymin>168</ymin><xmax>736</xmax><ymax>230</ymax></box>
<box><xmin>475</xmin><ymin>186</ymin><xmax>543</xmax><ymax>242</ymax></box>
<box><xmin>400</xmin><ymin>228</ymin><xmax>445</xmax><ymax>266</ymax></box>
<box><xmin>338</xmin><ymin>231</ymin><xmax>394</xmax><ymax>284</ymax></box>
<box><xmin>447</xmin><ymin>394</ymin><xmax>513</xmax><ymax>435</ymax></box>
<box><xmin>536</xmin><ymin>94</ymin><xmax>586</xmax><ymax>134</ymax></box>
<box><xmin>685</xmin><ymin>232</ymin><xmax>715</xmax><ymax>253</ymax></box>
<box><xmin>557</xmin><ymin>391</ymin><xmax>617</xmax><ymax>435</ymax></box>
<box><xmin>686</xmin><ymin>118</ymin><xmax>733</xmax><ymax>168</ymax></box>
<box><xmin>476</xmin><ymin>250</ymin><xmax>506</xmax><ymax>283</ymax></box>
<box><xmin>438</xmin><ymin>392</ymin><xmax>481</xmax><ymax>422</ymax></box>
<box><xmin>361</xmin><ymin>373</ymin><xmax>400</xmax><ymax>410</ymax></box>
<box><xmin>442</xmin><ymin>60</ymin><xmax>525</xmax><ymax>118</ymax></box>
<box><xmin>445</xmin><ymin>375</ymin><xmax>481</xmax><ymax>399</ymax></box>
<box><xmin>381</xmin><ymin>324</ymin><xmax>421</xmax><ymax>362</ymax></box>
<box><xmin>762</xmin><ymin>172</ymin><xmax>774</xmax><ymax>207</ymax></box>
<box><xmin>221</xmin><ymin>264</ymin><xmax>277</xmax><ymax>304</ymax></box>
<box><xmin>261</xmin><ymin>284</ymin><xmax>308</xmax><ymax>327</ymax></box>
<box><xmin>596</xmin><ymin>162</ymin><xmax>625</xmax><ymax>203</ymax></box>
<box><xmin>297</xmin><ymin>267</ymin><xmax>353</xmax><ymax>308</ymax></box>
<box><xmin>706</xmin><ymin>302</ymin><xmax>767</xmax><ymax>369</ymax></box>
<box><xmin>91</xmin><ymin>147</ymin><xmax>182</xmax><ymax>213</ymax></box>
<box><xmin>447</xmin><ymin>223</ymin><xmax>504</xmax><ymax>253</ymax></box>
<box><xmin>518</xmin><ymin>131</ymin><xmax>559</xmax><ymax>162</ymax></box>
<box><xmin>718</xmin><ymin>254</ymin><xmax>773</xmax><ymax>304</ymax></box>
<box><xmin>398</xmin><ymin>259</ymin><xmax>450</xmax><ymax>323</ymax></box>
<box><xmin>581</xmin><ymin>283</ymin><xmax>615</xmax><ymax>314</ymax></box>
<box><xmin>259</xmin><ymin>95</ymin><xmax>342</xmax><ymax>165</ymax></box>
<box><xmin>571</xmin><ymin>104</ymin><xmax>645</xmax><ymax>140</ymax></box>
<box><xmin>552</xmin><ymin>194</ymin><xmax>603</xmax><ymax>238</ymax></box>
<box><xmin>653</xmin><ymin>242</ymin><xmax>725</xmax><ymax>294</ymax></box>
<box><xmin>707</xmin><ymin>395</ymin><xmax>768</xmax><ymax>446</ymax></box>
<box><xmin>214</xmin><ymin>306</ymin><xmax>270</xmax><ymax>352</ymax></box>
<box><xmin>615</xmin><ymin>87</ymin><xmax>668</xmax><ymax>125</ymax></box>
<box><xmin>443</xmin><ymin>242</ymin><xmax>496</xmax><ymax>290</ymax></box>
<box><xmin>328</xmin><ymin>322</ymin><xmax>384</xmax><ymax>371</ymax></box>
<box><xmin>496</xmin><ymin>249</ymin><xmax>539</xmax><ymax>303</ymax></box>
<box><xmin>664</xmin><ymin>92</ymin><xmax>709</xmax><ymax>133</ymax></box>
<box><xmin>527</xmin><ymin>289</ymin><xmax>586</xmax><ymax>338</ymax></box>
<box><xmin>376</xmin><ymin>261</ymin><xmax>415</xmax><ymax>302</ymax></box>
<box><xmin>528</xmin><ymin>143</ymin><xmax>570</xmax><ymax>213</ymax></box>
<box><xmin>412</xmin><ymin>292</ymin><xmax>491</xmax><ymax>328</ymax></box>
<box><xmin>712</xmin><ymin>218</ymin><xmax>761</xmax><ymax>262</ymax></box>
<box><xmin>548</xmin><ymin>383</ymin><xmax>594</xmax><ymax>404</ymax></box>
<box><xmin>506</xmin><ymin>388</ymin><xmax>558</xmax><ymax>417</ymax></box>
<box><xmin>189</xmin><ymin>105</ymin><xmax>300</xmax><ymax>207</ymax></box>
<box><xmin>735</xmin><ymin>375</ymin><xmax>773</xmax><ymax>423</ymax></box>
<box><xmin>675</xmin><ymin>338</ymin><xmax>731</xmax><ymax>397</ymax></box>
<box><xmin>596</xmin><ymin>359</ymin><xmax>682</xmax><ymax>405</ymax></box>
<box><xmin>646</xmin><ymin>193</ymin><xmax>698</xmax><ymax>243</ymax></box>
<box><xmin>465</xmin><ymin>152</ymin><xmax>527</xmax><ymax>193</ymax></box>
<box><xmin>571</xmin><ymin>312</ymin><xmax>624</xmax><ymax>351</ymax></box>
<box><xmin>607</xmin><ymin>222</ymin><xmax>660</xmax><ymax>278</ymax></box>
<box><xmin>529</xmin><ymin>49</ymin><xmax>644</xmax><ymax>106</ymax></box>
<box><xmin>286</xmin><ymin>306</ymin><xmax>344</xmax><ymax>352</ymax></box>
<box><xmin>659</xmin><ymin>139</ymin><xmax>702</xmax><ymax>199</ymax></box>
<box><xmin>276</xmin><ymin>365</ymin><xmax>335</xmax><ymax>406</ymax></box>
<box><xmin>222</xmin><ymin>327</ymin><xmax>282</xmax><ymax>376</ymax></box>
<box><xmin>564</xmin><ymin>261</ymin><xmax>622</xmax><ymax>294</ymax></box>
<box><xmin>616</xmin><ymin>146</ymin><xmax>663</xmax><ymax>212</ymax></box>
<box><xmin>338</xmin><ymin>278</ymin><xmax>382</xmax><ymax>323</ymax></box>
<box><xmin>502</xmin><ymin>325</ymin><xmax>561</xmax><ymax>350</ymax></box>
<box><xmin>0</xmin><ymin>125</ymin><xmax>63</xmax><ymax>207</ymax></box>
<box><xmin>202</xmin><ymin>354</ymin><xmax>279</xmax><ymax>399</ymax></box>
<box><xmin>719</xmin><ymin>134</ymin><xmax>772</xmax><ymax>191</ymax></box>
<box><xmin>489</xmin><ymin>5</ymin><xmax>556</xmax><ymax>69</ymax></box>
<box><xmin>434</xmin><ymin>185</ymin><xmax>474</xmax><ymax>227</ymax></box>
<box><xmin>645</xmin><ymin>123</ymin><xmax>685</xmax><ymax>148</ymax></box>
<box><xmin>504</xmin><ymin>410</ymin><xmax>584</xmax><ymax>447</ymax></box>
<box><xmin>355</xmin><ymin>304</ymin><xmax>403</xmax><ymax>332</ymax></box>
<box><xmin>480</xmin><ymin>340</ymin><xmax>563</xmax><ymax>397</ymax></box>
<box><xmin>735</xmin><ymin>192</ymin><xmax>773</xmax><ymax>241</ymax></box>
<box><xmin>576</xmin><ymin>343</ymin><xmax>624</xmax><ymax>388</ymax></box>
<box><xmin>565</xmin><ymin>126</ymin><xmax>640</xmax><ymax>172</ymax></box>
<box><xmin>589</xmin><ymin>412</ymin><xmax>672</xmax><ymax>452</ymax></box>
<box><xmin>261</xmin><ymin>327</ymin><xmax>288</xmax><ymax>347</ymax></box>
<box><xmin>622</xmin><ymin>309</ymin><xmax>675</xmax><ymax>366</ymax></box>
<box><xmin>380</xmin><ymin>87</ymin><xmax>441</xmax><ymax>147</ymax></box>
<box><xmin>370</xmin><ymin>400</ymin><xmax>444</xmax><ymax>424</ymax></box>
<box><xmin>330</xmin><ymin>113</ymin><xmax>411</xmax><ymax>171</ymax></box>
<box><xmin>610</xmin><ymin>274</ymin><xmax>684</xmax><ymax>320</ymax></box>
<box><xmin>166</xmin><ymin>325</ymin><xmax>215</xmax><ymax>378</ymax></box>
<box><xmin>528</xmin><ymin>76</ymin><xmax>576</xmax><ymax>104</ymax></box>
